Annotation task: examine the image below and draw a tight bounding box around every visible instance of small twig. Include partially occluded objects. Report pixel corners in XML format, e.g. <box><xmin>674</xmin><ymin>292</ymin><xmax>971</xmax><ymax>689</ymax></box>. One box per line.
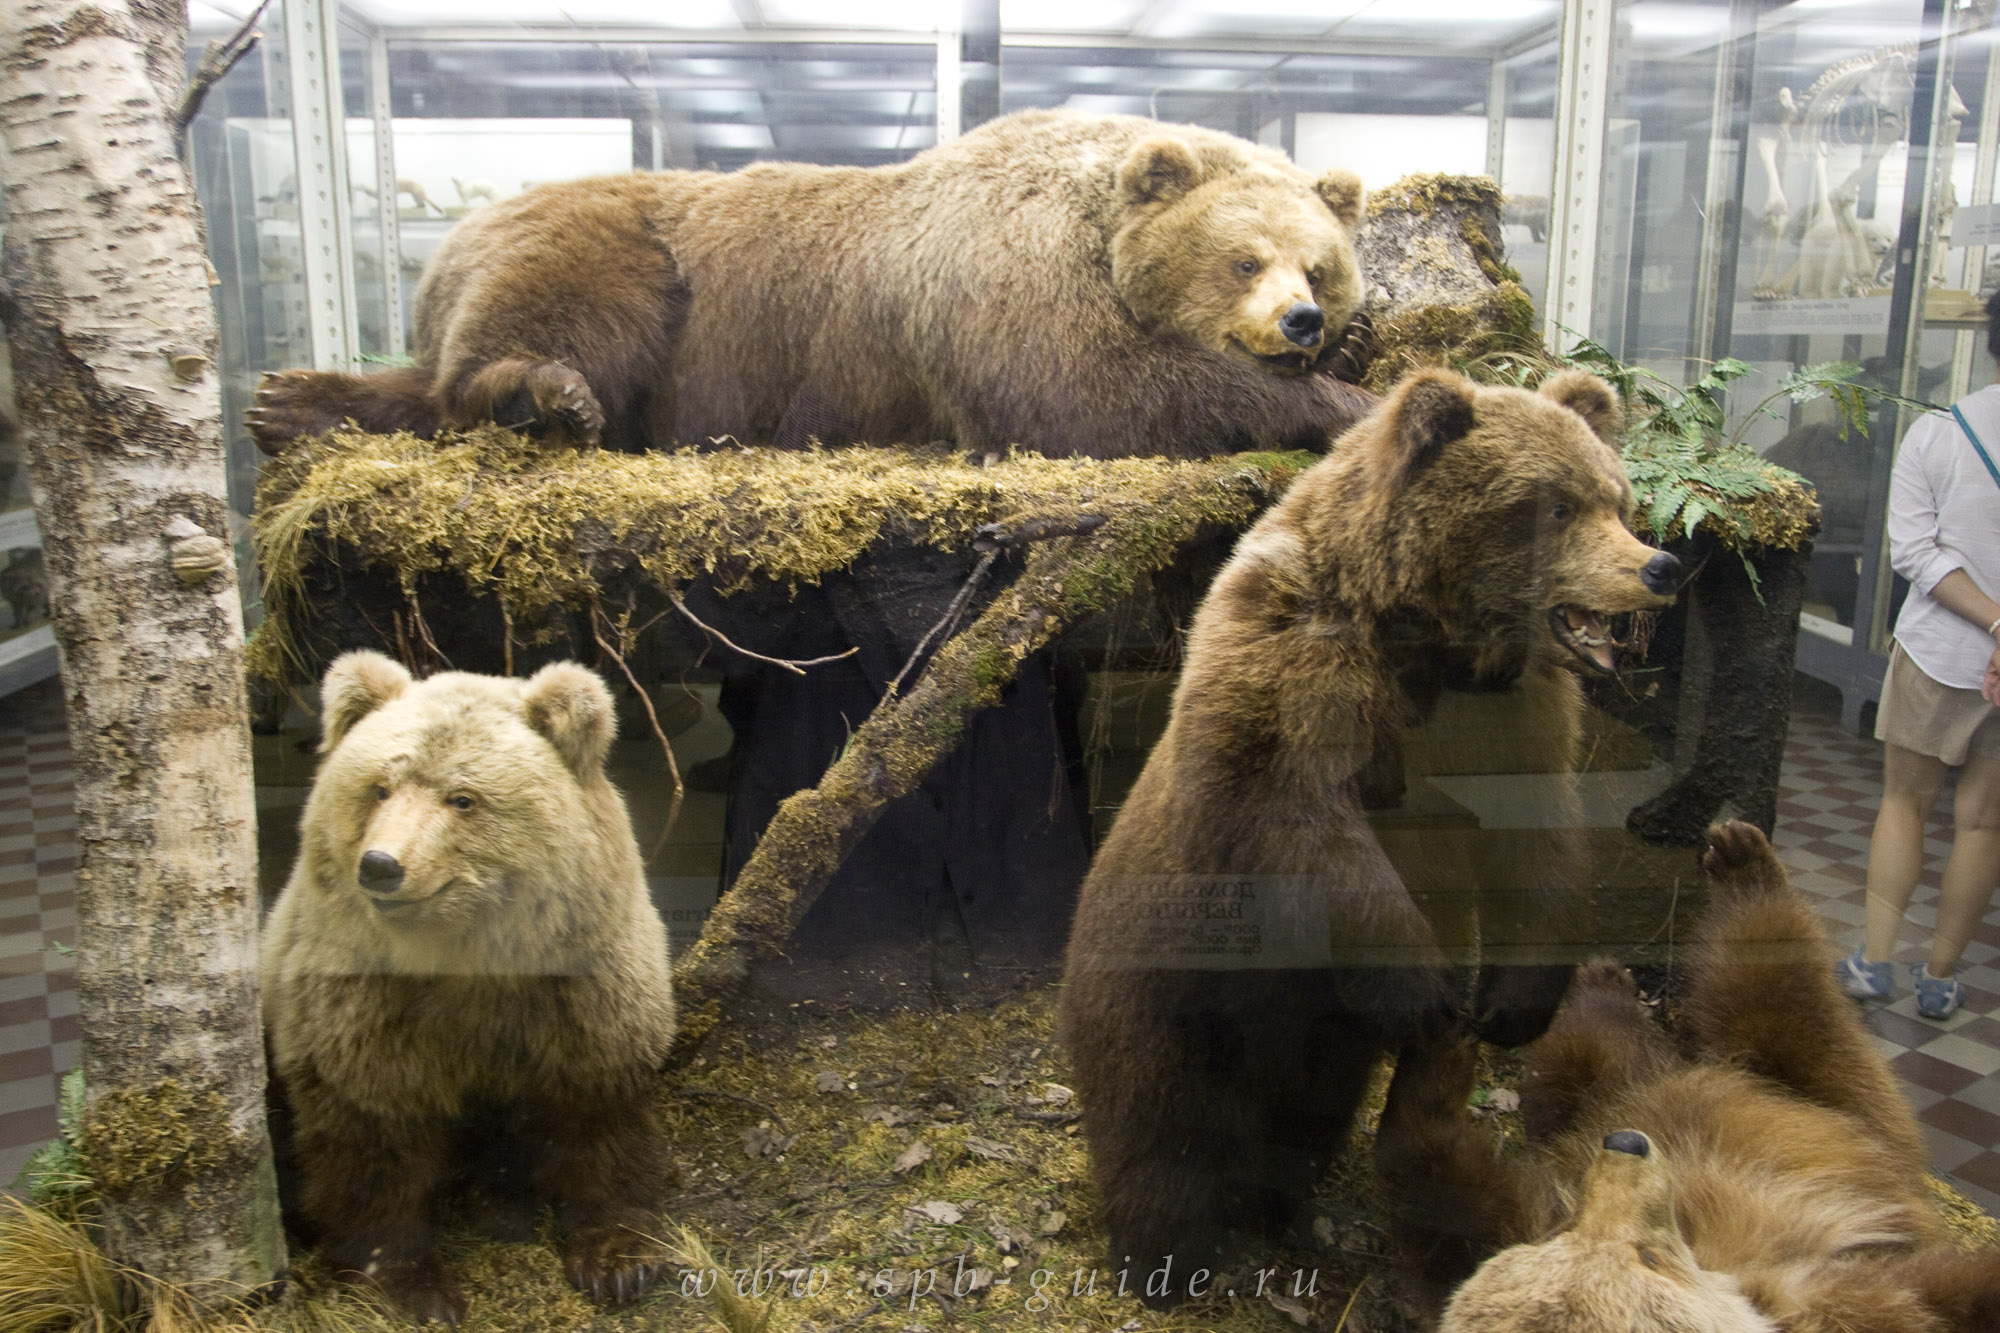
<box><xmin>886</xmin><ymin>515</ymin><xmax>1109</xmax><ymax>698</ymax></box>
<box><xmin>174</xmin><ymin>0</ymin><xmax>272</xmax><ymax>148</ymax></box>
<box><xmin>1009</xmin><ymin>1107</ymin><xmax>1080</xmax><ymax>1125</ymax></box>
<box><xmin>405</xmin><ymin>592</ymin><xmax>453</xmax><ymax>672</ymax></box>
<box><xmin>668</xmin><ymin>592</ymin><xmax>857</xmax><ymax>676</ymax></box>
<box><xmin>677</xmin><ymin>1163</ymin><xmax>765</xmax><ymax>1203</ymax></box>
<box><xmin>886</xmin><ymin>551</ymin><xmax>999</xmax><ymax>698</ymax></box>
<box><xmin>500</xmin><ymin>605</ymin><xmax>515</xmax><ymax>678</ymax></box>
<box><xmin>589</xmin><ymin>598</ymin><xmax>684</xmax><ymax>853</ymax></box>
<box><xmin>669</xmin><ymin>1082</ymin><xmax>788</xmax><ymax>1133</ymax></box>
<box><xmin>972</xmin><ymin>514</ymin><xmax>1108</xmax><ymax>552</ymax></box>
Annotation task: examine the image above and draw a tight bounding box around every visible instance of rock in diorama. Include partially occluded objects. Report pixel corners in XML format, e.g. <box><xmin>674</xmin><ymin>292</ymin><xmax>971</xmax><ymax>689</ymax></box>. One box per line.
<box><xmin>1376</xmin><ymin>821</ymin><xmax>2000</xmax><ymax>1333</ymax></box>
<box><xmin>246</xmin><ymin>108</ymin><xmax>1375</xmax><ymax>460</ymax></box>
<box><xmin>1060</xmin><ymin>368</ymin><xmax>1683</xmax><ymax>1298</ymax></box>
<box><xmin>261</xmin><ymin>652</ymin><xmax>676</xmax><ymax>1322</ymax></box>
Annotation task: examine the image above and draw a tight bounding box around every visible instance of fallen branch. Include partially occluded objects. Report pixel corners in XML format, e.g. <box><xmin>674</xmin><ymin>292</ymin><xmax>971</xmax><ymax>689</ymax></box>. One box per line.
<box><xmin>885</xmin><ymin>550</ymin><xmax>998</xmax><ymax>698</ymax></box>
<box><xmin>884</xmin><ymin>514</ymin><xmax>1108</xmax><ymax>698</ymax></box>
<box><xmin>668</xmin><ymin>488</ymin><xmax>1266</xmax><ymax>1055</ymax></box>
<box><xmin>669</xmin><ymin>593</ymin><xmax>858</xmax><ymax>677</ymax></box>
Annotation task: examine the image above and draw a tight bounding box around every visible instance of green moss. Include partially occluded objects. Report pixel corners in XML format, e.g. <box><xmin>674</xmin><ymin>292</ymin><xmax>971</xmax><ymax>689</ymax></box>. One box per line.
<box><xmin>1366</xmin><ymin>172</ymin><xmax>1505</xmax><ymax>221</ymax></box>
<box><xmin>252</xmin><ymin>434</ymin><xmax>1300</xmax><ymax>691</ymax></box>
<box><xmin>1458</xmin><ymin>213</ymin><xmax>1522</xmax><ymax>287</ymax></box>
<box><xmin>1362</xmin><ymin>283</ymin><xmax>1540</xmax><ymax>395</ymax></box>
<box><xmin>80</xmin><ymin>1080</ymin><xmax>234</xmax><ymax>1197</ymax></box>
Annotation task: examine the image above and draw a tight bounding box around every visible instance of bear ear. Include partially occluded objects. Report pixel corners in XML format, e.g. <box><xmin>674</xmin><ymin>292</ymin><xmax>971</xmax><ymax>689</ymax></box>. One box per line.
<box><xmin>1118</xmin><ymin>136</ymin><xmax>1201</xmax><ymax>209</ymax></box>
<box><xmin>1382</xmin><ymin>369</ymin><xmax>1477</xmax><ymax>486</ymax></box>
<box><xmin>319</xmin><ymin>651</ymin><xmax>412</xmax><ymax>753</ymax></box>
<box><xmin>1315</xmin><ymin>168</ymin><xmax>1364</xmax><ymax>228</ymax></box>
<box><xmin>520</xmin><ymin>662</ymin><xmax>615</xmax><ymax>776</ymax></box>
<box><xmin>1539</xmin><ymin>368</ymin><xmax>1622</xmax><ymax>441</ymax></box>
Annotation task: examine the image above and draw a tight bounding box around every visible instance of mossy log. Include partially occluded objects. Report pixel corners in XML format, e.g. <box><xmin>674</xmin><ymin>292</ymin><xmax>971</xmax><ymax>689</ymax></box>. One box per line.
<box><xmin>252</xmin><ymin>432</ymin><xmax>1315</xmax><ymax>1041</ymax></box>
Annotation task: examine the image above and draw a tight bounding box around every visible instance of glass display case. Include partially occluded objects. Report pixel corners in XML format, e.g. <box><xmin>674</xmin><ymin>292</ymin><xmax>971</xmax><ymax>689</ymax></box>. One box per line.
<box><xmin>5</xmin><ymin>2</ymin><xmax>1981</xmax><ymax>1322</ymax></box>
<box><xmin>1581</xmin><ymin>0</ymin><xmax>1999</xmax><ymax>727</ymax></box>
<box><xmin>0</xmin><ymin>338</ymin><xmax>53</xmax><ymax>698</ymax></box>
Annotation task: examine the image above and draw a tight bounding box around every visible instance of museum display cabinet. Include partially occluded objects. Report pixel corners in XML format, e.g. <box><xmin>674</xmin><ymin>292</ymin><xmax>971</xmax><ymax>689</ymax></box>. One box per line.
<box><xmin>0</xmin><ymin>4</ymin><xmax>1977</xmax><ymax>1326</ymax></box>
<box><xmin>0</xmin><ymin>337</ymin><xmax>52</xmax><ymax>699</ymax></box>
<box><xmin>168</xmin><ymin>0</ymin><xmax>1997</xmax><ymax>931</ymax></box>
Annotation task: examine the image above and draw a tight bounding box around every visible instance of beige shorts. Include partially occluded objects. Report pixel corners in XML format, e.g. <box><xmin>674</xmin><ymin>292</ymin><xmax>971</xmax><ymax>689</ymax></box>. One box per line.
<box><xmin>1876</xmin><ymin>642</ymin><xmax>2000</xmax><ymax>765</ymax></box>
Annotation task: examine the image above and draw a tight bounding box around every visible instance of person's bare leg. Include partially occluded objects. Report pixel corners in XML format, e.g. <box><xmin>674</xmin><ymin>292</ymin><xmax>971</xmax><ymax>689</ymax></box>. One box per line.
<box><xmin>1865</xmin><ymin>742</ymin><xmax>1948</xmax><ymax>962</ymax></box>
<box><xmin>1931</xmin><ymin>747</ymin><xmax>2000</xmax><ymax>976</ymax></box>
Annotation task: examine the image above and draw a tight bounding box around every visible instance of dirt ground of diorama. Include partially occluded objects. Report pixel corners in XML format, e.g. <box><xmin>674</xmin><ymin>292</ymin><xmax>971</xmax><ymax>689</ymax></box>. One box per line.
<box><xmin>9</xmin><ymin>975</ymin><xmax>1999</xmax><ymax>1333</ymax></box>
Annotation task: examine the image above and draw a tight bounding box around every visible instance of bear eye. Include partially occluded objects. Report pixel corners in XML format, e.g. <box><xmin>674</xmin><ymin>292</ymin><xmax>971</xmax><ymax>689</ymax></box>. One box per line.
<box><xmin>1306</xmin><ymin>268</ymin><xmax>1322</xmax><ymax>287</ymax></box>
<box><xmin>1550</xmin><ymin>501</ymin><xmax>1575</xmax><ymax>524</ymax></box>
<box><xmin>448</xmin><ymin>794</ymin><xmax>476</xmax><ymax>812</ymax></box>
<box><xmin>374</xmin><ymin>785</ymin><xmax>389</xmax><ymax>802</ymax></box>
<box><xmin>1237</xmin><ymin>258</ymin><xmax>1260</xmax><ymax>277</ymax></box>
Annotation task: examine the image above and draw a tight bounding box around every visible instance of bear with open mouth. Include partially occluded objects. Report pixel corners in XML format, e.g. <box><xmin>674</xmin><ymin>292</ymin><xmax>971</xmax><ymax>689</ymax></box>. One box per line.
<box><xmin>1059</xmin><ymin>367</ymin><xmax>1681</xmax><ymax>1293</ymax></box>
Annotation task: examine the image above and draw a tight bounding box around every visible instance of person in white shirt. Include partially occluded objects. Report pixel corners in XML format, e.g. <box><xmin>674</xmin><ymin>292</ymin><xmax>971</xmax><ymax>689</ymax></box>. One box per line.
<box><xmin>1844</xmin><ymin>289</ymin><xmax>2000</xmax><ymax>1019</ymax></box>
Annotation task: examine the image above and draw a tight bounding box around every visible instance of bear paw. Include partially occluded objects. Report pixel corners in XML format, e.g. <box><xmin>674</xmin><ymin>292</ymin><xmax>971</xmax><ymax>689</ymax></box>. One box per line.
<box><xmin>524</xmin><ymin>363</ymin><xmax>605</xmax><ymax>447</ymax></box>
<box><xmin>244</xmin><ymin>370</ymin><xmax>353</xmax><ymax>457</ymax></box>
<box><xmin>1567</xmin><ymin>957</ymin><xmax>1639</xmax><ymax>1002</ymax></box>
<box><xmin>563</xmin><ymin>1222</ymin><xmax>668</xmax><ymax>1305</ymax></box>
<box><xmin>1701</xmin><ymin>819</ymin><xmax>1786</xmax><ymax>903</ymax></box>
<box><xmin>352</xmin><ymin>1259</ymin><xmax>467</xmax><ymax>1327</ymax></box>
<box><xmin>1472</xmin><ymin>963</ymin><xmax>1574</xmax><ymax>1049</ymax></box>
<box><xmin>463</xmin><ymin>360</ymin><xmax>605</xmax><ymax>447</ymax></box>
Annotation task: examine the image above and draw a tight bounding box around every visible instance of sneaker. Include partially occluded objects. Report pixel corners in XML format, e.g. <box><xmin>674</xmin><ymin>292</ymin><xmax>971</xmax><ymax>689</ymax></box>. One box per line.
<box><xmin>1837</xmin><ymin>947</ymin><xmax>1894</xmax><ymax>999</ymax></box>
<box><xmin>1913</xmin><ymin>966</ymin><xmax>1965</xmax><ymax>1020</ymax></box>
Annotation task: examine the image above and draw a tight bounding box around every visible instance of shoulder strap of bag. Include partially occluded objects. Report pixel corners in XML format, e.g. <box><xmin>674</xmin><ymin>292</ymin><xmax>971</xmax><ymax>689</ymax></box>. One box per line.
<box><xmin>1953</xmin><ymin>404</ymin><xmax>2000</xmax><ymax>490</ymax></box>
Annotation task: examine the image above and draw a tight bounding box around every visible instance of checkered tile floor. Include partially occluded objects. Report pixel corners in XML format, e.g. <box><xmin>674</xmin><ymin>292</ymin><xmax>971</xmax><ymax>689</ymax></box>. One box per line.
<box><xmin>0</xmin><ymin>676</ymin><xmax>1994</xmax><ymax>1216</ymax></box>
<box><xmin>1777</xmin><ymin>707</ymin><xmax>2000</xmax><ymax>1216</ymax></box>
<box><xmin>0</xmin><ymin>677</ymin><xmax>77</xmax><ymax>1189</ymax></box>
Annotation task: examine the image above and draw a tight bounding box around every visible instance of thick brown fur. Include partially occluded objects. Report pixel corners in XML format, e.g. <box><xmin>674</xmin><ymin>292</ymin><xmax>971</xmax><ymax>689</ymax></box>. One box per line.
<box><xmin>1375</xmin><ymin>821</ymin><xmax>2000</xmax><ymax>1333</ymax></box>
<box><xmin>262</xmin><ymin>653</ymin><xmax>676</xmax><ymax>1323</ymax></box>
<box><xmin>245</xmin><ymin>109</ymin><xmax>1374</xmax><ymax>459</ymax></box>
<box><xmin>1057</xmin><ymin>369</ymin><xmax>1677</xmax><ymax>1296</ymax></box>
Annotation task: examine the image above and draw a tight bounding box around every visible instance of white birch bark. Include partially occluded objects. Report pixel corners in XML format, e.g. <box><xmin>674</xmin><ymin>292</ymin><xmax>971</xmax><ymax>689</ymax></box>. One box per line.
<box><xmin>0</xmin><ymin>0</ymin><xmax>284</xmax><ymax>1298</ymax></box>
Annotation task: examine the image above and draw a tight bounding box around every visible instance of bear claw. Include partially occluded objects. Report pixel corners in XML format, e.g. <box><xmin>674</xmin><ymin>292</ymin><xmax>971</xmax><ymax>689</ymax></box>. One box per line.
<box><xmin>562</xmin><ymin>1224</ymin><xmax>667</xmax><ymax>1305</ymax></box>
<box><xmin>1701</xmin><ymin>819</ymin><xmax>1784</xmax><ymax>902</ymax></box>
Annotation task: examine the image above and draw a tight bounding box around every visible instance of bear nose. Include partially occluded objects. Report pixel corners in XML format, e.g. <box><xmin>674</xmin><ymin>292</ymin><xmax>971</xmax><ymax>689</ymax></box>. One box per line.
<box><xmin>358</xmin><ymin>850</ymin><xmax>404</xmax><ymax>892</ymax></box>
<box><xmin>1279</xmin><ymin>302</ymin><xmax>1325</xmax><ymax>348</ymax></box>
<box><xmin>1640</xmin><ymin>550</ymin><xmax>1683</xmax><ymax>595</ymax></box>
<box><xmin>1603</xmin><ymin>1130</ymin><xmax>1650</xmax><ymax>1157</ymax></box>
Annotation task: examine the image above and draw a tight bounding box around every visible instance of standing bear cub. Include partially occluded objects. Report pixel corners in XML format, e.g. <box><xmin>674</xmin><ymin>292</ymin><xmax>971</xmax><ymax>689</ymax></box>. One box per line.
<box><xmin>1376</xmin><ymin>822</ymin><xmax>2000</xmax><ymax>1333</ymax></box>
<box><xmin>245</xmin><ymin>109</ymin><xmax>1373</xmax><ymax>460</ymax></box>
<box><xmin>1060</xmin><ymin>368</ymin><xmax>1682</xmax><ymax>1290</ymax></box>
<box><xmin>262</xmin><ymin>653</ymin><xmax>676</xmax><ymax>1323</ymax></box>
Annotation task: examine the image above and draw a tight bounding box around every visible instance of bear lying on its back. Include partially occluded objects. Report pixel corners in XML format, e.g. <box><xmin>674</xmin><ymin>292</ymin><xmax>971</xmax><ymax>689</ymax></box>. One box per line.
<box><xmin>246</xmin><ymin>109</ymin><xmax>1374</xmax><ymax>460</ymax></box>
<box><xmin>262</xmin><ymin>653</ymin><xmax>675</xmax><ymax>1324</ymax></box>
<box><xmin>1376</xmin><ymin>822</ymin><xmax>2000</xmax><ymax>1333</ymax></box>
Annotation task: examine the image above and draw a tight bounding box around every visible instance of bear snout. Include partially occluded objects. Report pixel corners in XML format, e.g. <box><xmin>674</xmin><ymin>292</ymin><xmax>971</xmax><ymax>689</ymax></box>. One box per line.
<box><xmin>1640</xmin><ymin>550</ymin><xmax>1682</xmax><ymax>595</ymax></box>
<box><xmin>1279</xmin><ymin>301</ymin><xmax>1325</xmax><ymax>348</ymax></box>
<box><xmin>1603</xmin><ymin>1130</ymin><xmax>1650</xmax><ymax>1157</ymax></box>
<box><xmin>358</xmin><ymin>849</ymin><xmax>405</xmax><ymax>894</ymax></box>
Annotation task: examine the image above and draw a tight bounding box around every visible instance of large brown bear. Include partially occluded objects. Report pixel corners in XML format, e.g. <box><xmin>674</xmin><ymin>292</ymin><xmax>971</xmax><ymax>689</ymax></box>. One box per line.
<box><xmin>262</xmin><ymin>652</ymin><xmax>676</xmax><ymax>1323</ymax></box>
<box><xmin>245</xmin><ymin>109</ymin><xmax>1373</xmax><ymax>459</ymax></box>
<box><xmin>1058</xmin><ymin>367</ymin><xmax>1682</xmax><ymax>1293</ymax></box>
<box><xmin>1375</xmin><ymin>821</ymin><xmax>2000</xmax><ymax>1333</ymax></box>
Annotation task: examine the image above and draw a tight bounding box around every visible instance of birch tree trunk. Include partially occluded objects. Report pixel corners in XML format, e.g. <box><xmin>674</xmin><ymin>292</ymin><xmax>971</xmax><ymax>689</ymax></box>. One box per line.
<box><xmin>0</xmin><ymin>0</ymin><xmax>285</xmax><ymax>1299</ymax></box>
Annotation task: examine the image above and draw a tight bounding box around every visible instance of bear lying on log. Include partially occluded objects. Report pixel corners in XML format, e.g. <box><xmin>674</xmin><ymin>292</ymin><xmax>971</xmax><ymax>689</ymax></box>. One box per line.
<box><xmin>246</xmin><ymin>109</ymin><xmax>1375</xmax><ymax>460</ymax></box>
